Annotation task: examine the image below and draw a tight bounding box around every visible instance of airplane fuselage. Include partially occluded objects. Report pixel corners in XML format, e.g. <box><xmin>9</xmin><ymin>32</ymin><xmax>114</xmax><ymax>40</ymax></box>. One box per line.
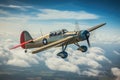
<box><xmin>25</xmin><ymin>31</ymin><xmax>84</xmax><ymax>49</ymax></box>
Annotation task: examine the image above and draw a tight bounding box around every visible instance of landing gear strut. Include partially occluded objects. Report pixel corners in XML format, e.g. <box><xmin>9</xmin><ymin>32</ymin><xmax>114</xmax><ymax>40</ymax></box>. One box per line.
<box><xmin>57</xmin><ymin>43</ymin><xmax>68</xmax><ymax>58</ymax></box>
<box><xmin>74</xmin><ymin>42</ymin><xmax>88</xmax><ymax>52</ymax></box>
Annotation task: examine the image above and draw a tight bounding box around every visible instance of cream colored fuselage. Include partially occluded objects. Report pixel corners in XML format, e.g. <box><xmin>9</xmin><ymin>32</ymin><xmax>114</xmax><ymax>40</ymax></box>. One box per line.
<box><xmin>25</xmin><ymin>31</ymin><xmax>82</xmax><ymax>49</ymax></box>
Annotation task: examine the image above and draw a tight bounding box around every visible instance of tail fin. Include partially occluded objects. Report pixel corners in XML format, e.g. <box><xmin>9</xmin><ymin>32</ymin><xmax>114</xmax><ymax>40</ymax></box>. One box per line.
<box><xmin>20</xmin><ymin>31</ymin><xmax>33</xmax><ymax>49</ymax></box>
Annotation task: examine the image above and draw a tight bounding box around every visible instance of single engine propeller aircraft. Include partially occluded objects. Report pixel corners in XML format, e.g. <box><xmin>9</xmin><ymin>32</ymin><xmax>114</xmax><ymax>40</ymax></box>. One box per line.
<box><xmin>10</xmin><ymin>23</ymin><xmax>106</xmax><ymax>58</ymax></box>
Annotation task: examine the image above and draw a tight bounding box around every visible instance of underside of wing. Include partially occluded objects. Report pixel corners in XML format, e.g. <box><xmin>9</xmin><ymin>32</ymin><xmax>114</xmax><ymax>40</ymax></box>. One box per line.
<box><xmin>32</xmin><ymin>36</ymin><xmax>73</xmax><ymax>54</ymax></box>
<box><xmin>87</xmin><ymin>23</ymin><xmax>106</xmax><ymax>32</ymax></box>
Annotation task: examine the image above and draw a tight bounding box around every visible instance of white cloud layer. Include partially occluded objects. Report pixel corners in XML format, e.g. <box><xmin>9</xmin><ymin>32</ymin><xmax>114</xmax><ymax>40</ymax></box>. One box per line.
<box><xmin>0</xmin><ymin>36</ymin><xmax>41</xmax><ymax>67</ymax></box>
<box><xmin>92</xmin><ymin>33</ymin><xmax>120</xmax><ymax>44</ymax></box>
<box><xmin>37</xmin><ymin>9</ymin><xmax>99</xmax><ymax>20</ymax></box>
<box><xmin>40</xmin><ymin>47</ymin><xmax>111</xmax><ymax>76</ymax></box>
<box><xmin>0</xmin><ymin>32</ymin><xmax>111</xmax><ymax>76</ymax></box>
<box><xmin>111</xmin><ymin>67</ymin><xmax>120</xmax><ymax>80</ymax></box>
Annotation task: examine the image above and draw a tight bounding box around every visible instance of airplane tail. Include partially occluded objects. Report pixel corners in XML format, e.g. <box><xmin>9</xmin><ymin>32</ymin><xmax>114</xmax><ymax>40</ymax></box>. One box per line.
<box><xmin>20</xmin><ymin>31</ymin><xmax>33</xmax><ymax>49</ymax></box>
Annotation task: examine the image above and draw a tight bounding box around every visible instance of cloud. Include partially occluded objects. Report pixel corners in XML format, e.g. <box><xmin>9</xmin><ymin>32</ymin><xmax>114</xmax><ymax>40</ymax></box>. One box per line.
<box><xmin>2</xmin><ymin>9</ymin><xmax>96</xmax><ymax>21</ymax></box>
<box><xmin>1</xmin><ymin>8</ymin><xmax>120</xmax><ymax>44</ymax></box>
<box><xmin>82</xmin><ymin>69</ymin><xmax>100</xmax><ymax>77</ymax></box>
<box><xmin>7</xmin><ymin>58</ymin><xmax>30</xmax><ymax>67</ymax></box>
<box><xmin>111</xmin><ymin>67</ymin><xmax>120</xmax><ymax>80</ymax></box>
<box><xmin>0</xmin><ymin>34</ymin><xmax>41</xmax><ymax>67</ymax></box>
<box><xmin>45</xmin><ymin>57</ymin><xmax>80</xmax><ymax>74</ymax></box>
<box><xmin>0</xmin><ymin>9</ymin><xmax>30</xmax><ymax>21</ymax></box>
<box><xmin>0</xmin><ymin>32</ymin><xmax>111</xmax><ymax>76</ymax></box>
<box><xmin>90</xmin><ymin>32</ymin><xmax>120</xmax><ymax>44</ymax></box>
<box><xmin>37</xmin><ymin>9</ymin><xmax>99</xmax><ymax>20</ymax></box>
<box><xmin>0</xmin><ymin>9</ymin><xmax>99</xmax><ymax>21</ymax></box>
<box><xmin>113</xmin><ymin>50</ymin><xmax>120</xmax><ymax>55</ymax></box>
<box><xmin>0</xmin><ymin>10</ymin><xmax>12</xmax><ymax>16</ymax></box>
<box><xmin>0</xmin><ymin>4</ymin><xmax>33</xmax><ymax>11</ymax></box>
<box><xmin>41</xmin><ymin>47</ymin><xmax>111</xmax><ymax>76</ymax></box>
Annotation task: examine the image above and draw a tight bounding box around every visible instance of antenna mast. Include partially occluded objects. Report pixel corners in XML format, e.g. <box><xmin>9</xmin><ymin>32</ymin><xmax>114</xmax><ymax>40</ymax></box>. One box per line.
<box><xmin>40</xmin><ymin>28</ymin><xmax>43</xmax><ymax>36</ymax></box>
<box><xmin>75</xmin><ymin>21</ymin><xmax>80</xmax><ymax>31</ymax></box>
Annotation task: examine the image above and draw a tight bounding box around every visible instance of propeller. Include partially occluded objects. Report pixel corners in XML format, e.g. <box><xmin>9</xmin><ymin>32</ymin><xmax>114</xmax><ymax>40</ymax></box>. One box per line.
<box><xmin>86</xmin><ymin>34</ymin><xmax>90</xmax><ymax>47</ymax></box>
<box><xmin>74</xmin><ymin>21</ymin><xmax>80</xmax><ymax>32</ymax></box>
<box><xmin>85</xmin><ymin>32</ymin><xmax>91</xmax><ymax>47</ymax></box>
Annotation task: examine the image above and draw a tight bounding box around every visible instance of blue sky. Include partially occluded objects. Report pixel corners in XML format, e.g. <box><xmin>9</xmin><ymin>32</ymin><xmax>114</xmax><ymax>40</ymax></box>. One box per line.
<box><xmin>0</xmin><ymin>0</ymin><xmax>120</xmax><ymax>43</ymax></box>
<box><xmin>0</xmin><ymin>1</ymin><xmax>120</xmax><ymax>79</ymax></box>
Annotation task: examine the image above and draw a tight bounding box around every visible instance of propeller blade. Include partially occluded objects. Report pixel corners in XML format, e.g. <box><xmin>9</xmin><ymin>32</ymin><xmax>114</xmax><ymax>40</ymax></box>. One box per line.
<box><xmin>85</xmin><ymin>34</ymin><xmax>91</xmax><ymax>47</ymax></box>
<box><xmin>9</xmin><ymin>39</ymin><xmax>33</xmax><ymax>50</ymax></box>
<box><xmin>86</xmin><ymin>37</ymin><xmax>90</xmax><ymax>47</ymax></box>
<box><xmin>74</xmin><ymin>21</ymin><xmax>80</xmax><ymax>31</ymax></box>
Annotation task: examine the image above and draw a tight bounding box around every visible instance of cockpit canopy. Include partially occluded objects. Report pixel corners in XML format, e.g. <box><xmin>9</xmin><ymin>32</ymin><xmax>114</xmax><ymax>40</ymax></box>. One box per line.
<box><xmin>49</xmin><ymin>29</ymin><xmax>68</xmax><ymax>37</ymax></box>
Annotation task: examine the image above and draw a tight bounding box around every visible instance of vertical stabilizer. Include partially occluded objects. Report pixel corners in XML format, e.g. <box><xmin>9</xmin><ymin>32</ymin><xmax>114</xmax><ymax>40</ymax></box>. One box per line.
<box><xmin>20</xmin><ymin>31</ymin><xmax>33</xmax><ymax>49</ymax></box>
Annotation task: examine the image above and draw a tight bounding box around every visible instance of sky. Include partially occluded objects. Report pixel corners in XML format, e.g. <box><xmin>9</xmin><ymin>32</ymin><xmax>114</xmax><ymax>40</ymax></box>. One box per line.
<box><xmin>0</xmin><ymin>0</ymin><xmax>120</xmax><ymax>43</ymax></box>
<box><xmin>0</xmin><ymin>0</ymin><xmax>120</xmax><ymax>80</ymax></box>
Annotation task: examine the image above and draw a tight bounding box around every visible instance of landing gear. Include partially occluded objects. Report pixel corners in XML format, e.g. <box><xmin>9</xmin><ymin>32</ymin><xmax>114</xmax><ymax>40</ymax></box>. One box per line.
<box><xmin>57</xmin><ymin>43</ymin><xmax>68</xmax><ymax>59</ymax></box>
<box><xmin>57</xmin><ymin>51</ymin><xmax>68</xmax><ymax>58</ymax></box>
<box><xmin>25</xmin><ymin>49</ymin><xmax>27</xmax><ymax>53</ymax></box>
<box><xmin>74</xmin><ymin>42</ymin><xmax>88</xmax><ymax>52</ymax></box>
<box><xmin>77</xmin><ymin>46</ymin><xmax>87</xmax><ymax>52</ymax></box>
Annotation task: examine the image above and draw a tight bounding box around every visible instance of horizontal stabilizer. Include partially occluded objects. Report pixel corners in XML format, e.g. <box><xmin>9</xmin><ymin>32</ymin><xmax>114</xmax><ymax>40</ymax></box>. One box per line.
<box><xmin>9</xmin><ymin>40</ymin><xmax>33</xmax><ymax>50</ymax></box>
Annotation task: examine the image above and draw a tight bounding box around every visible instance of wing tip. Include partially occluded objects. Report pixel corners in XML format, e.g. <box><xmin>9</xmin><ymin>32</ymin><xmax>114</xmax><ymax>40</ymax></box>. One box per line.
<box><xmin>103</xmin><ymin>22</ymin><xmax>106</xmax><ymax>25</ymax></box>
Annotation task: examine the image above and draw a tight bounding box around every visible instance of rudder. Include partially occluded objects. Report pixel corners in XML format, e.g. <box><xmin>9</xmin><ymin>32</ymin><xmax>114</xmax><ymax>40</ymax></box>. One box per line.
<box><xmin>20</xmin><ymin>31</ymin><xmax>33</xmax><ymax>49</ymax></box>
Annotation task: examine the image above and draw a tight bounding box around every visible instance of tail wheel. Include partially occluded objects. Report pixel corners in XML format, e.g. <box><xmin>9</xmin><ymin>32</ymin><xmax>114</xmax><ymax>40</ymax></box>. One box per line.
<box><xmin>57</xmin><ymin>51</ymin><xmax>68</xmax><ymax>58</ymax></box>
<box><xmin>25</xmin><ymin>49</ymin><xmax>27</xmax><ymax>53</ymax></box>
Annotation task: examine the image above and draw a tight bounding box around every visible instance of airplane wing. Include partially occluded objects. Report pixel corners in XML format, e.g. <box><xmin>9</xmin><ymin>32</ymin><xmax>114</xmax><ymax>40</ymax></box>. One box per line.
<box><xmin>87</xmin><ymin>23</ymin><xmax>106</xmax><ymax>32</ymax></box>
<box><xmin>32</xmin><ymin>36</ymin><xmax>73</xmax><ymax>54</ymax></box>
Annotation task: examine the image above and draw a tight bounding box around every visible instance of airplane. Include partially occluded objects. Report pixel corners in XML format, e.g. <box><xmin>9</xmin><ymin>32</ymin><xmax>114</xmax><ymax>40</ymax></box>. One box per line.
<box><xmin>10</xmin><ymin>23</ymin><xmax>106</xmax><ymax>58</ymax></box>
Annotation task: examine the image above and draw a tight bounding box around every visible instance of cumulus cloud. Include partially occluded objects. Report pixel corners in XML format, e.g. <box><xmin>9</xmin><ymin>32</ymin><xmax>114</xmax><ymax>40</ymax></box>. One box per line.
<box><xmin>37</xmin><ymin>9</ymin><xmax>99</xmax><ymax>20</ymax></box>
<box><xmin>41</xmin><ymin>47</ymin><xmax>111</xmax><ymax>76</ymax></box>
<box><xmin>7</xmin><ymin>58</ymin><xmax>30</xmax><ymax>67</ymax></box>
<box><xmin>45</xmin><ymin>57</ymin><xmax>80</xmax><ymax>74</ymax></box>
<box><xmin>0</xmin><ymin>34</ymin><xmax>41</xmax><ymax>67</ymax></box>
<box><xmin>91</xmin><ymin>32</ymin><xmax>120</xmax><ymax>44</ymax></box>
<box><xmin>82</xmin><ymin>69</ymin><xmax>100</xmax><ymax>77</ymax></box>
<box><xmin>0</xmin><ymin>32</ymin><xmax>111</xmax><ymax>76</ymax></box>
<box><xmin>111</xmin><ymin>67</ymin><xmax>120</xmax><ymax>80</ymax></box>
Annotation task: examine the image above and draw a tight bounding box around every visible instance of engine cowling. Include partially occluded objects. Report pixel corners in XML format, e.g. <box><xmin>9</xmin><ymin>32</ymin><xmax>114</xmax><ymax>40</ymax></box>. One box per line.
<box><xmin>78</xmin><ymin>30</ymin><xmax>90</xmax><ymax>40</ymax></box>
